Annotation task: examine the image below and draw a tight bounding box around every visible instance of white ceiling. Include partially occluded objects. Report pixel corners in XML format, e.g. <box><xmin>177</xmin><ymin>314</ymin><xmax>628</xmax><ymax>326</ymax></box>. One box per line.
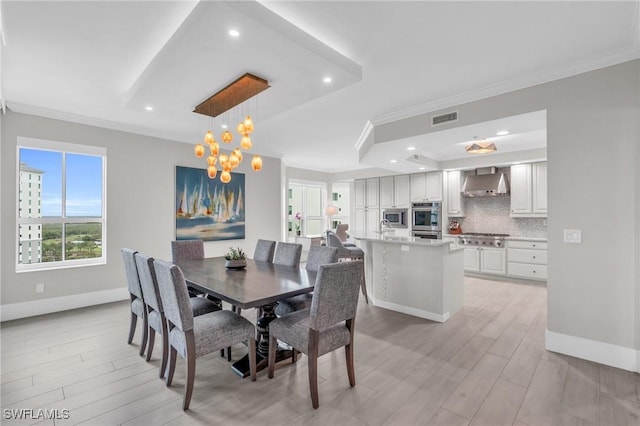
<box><xmin>2</xmin><ymin>1</ymin><xmax>639</xmax><ymax>174</ymax></box>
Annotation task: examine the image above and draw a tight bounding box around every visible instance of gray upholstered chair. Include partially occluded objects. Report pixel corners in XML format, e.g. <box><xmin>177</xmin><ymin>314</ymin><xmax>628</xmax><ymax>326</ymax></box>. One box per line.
<box><xmin>253</xmin><ymin>239</ymin><xmax>276</xmax><ymax>262</ymax></box>
<box><xmin>170</xmin><ymin>240</ymin><xmax>230</xmax><ymax>360</ymax></box>
<box><xmin>121</xmin><ymin>248</ymin><xmax>147</xmax><ymax>356</ymax></box>
<box><xmin>153</xmin><ymin>259</ymin><xmax>256</xmax><ymax>411</ymax></box>
<box><xmin>325</xmin><ymin>231</ymin><xmax>368</xmax><ymax>303</ymax></box>
<box><xmin>135</xmin><ymin>253</ymin><xmax>223</xmax><ymax>377</ymax></box>
<box><xmin>275</xmin><ymin>246</ymin><xmax>338</xmax><ymax>317</ymax></box>
<box><xmin>268</xmin><ymin>261</ymin><xmax>363</xmax><ymax>409</ymax></box>
<box><xmin>273</xmin><ymin>242</ymin><xmax>303</xmax><ymax>267</ymax></box>
<box><xmin>335</xmin><ymin>224</ymin><xmax>357</xmax><ymax>247</ymax></box>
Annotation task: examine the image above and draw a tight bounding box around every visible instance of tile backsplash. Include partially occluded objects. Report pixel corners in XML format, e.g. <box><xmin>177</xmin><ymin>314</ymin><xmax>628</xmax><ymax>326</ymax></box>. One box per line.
<box><xmin>452</xmin><ymin>196</ymin><xmax>547</xmax><ymax>238</ymax></box>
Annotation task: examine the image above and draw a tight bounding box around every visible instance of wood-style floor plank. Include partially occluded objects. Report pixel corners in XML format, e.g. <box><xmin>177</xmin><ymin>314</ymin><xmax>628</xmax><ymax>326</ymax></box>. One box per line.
<box><xmin>1</xmin><ymin>277</ymin><xmax>638</xmax><ymax>426</ymax></box>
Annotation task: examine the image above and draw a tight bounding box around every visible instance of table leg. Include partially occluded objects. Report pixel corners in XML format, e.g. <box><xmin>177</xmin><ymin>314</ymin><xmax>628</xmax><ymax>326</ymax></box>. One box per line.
<box><xmin>231</xmin><ymin>302</ymin><xmax>295</xmax><ymax>378</ymax></box>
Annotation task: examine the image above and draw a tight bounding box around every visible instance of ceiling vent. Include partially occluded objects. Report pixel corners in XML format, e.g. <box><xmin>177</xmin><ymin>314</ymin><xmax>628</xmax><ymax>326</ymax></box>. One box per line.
<box><xmin>431</xmin><ymin>110</ymin><xmax>458</xmax><ymax>127</ymax></box>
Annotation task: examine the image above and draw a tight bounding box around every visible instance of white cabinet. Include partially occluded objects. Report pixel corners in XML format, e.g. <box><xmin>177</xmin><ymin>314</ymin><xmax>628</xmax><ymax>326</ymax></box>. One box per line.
<box><xmin>446</xmin><ymin>170</ymin><xmax>465</xmax><ymax>216</ymax></box>
<box><xmin>380</xmin><ymin>175</ymin><xmax>410</xmax><ymax>208</ymax></box>
<box><xmin>507</xmin><ymin>240</ymin><xmax>548</xmax><ymax>281</ymax></box>
<box><xmin>354</xmin><ymin>178</ymin><xmax>380</xmax><ymax>235</ymax></box>
<box><xmin>464</xmin><ymin>247</ymin><xmax>506</xmax><ymax>275</ymax></box>
<box><xmin>510</xmin><ymin>162</ymin><xmax>547</xmax><ymax>217</ymax></box>
<box><xmin>410</xmin><ymin>172</ymin><xmax>442</xmax><ymax>202</ymax></box>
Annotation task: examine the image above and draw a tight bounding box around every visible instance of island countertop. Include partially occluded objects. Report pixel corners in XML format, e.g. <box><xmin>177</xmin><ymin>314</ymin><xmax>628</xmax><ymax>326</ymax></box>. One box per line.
<box><xmin>351</xmin><ymin>233</ymin><xmax>462</xmax><ymax>250</ymax></box>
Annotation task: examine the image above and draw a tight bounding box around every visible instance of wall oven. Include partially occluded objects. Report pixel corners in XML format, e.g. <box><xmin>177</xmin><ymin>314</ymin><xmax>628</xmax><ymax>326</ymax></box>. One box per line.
<box><xmin>382</xmin><ymin>208</ymin><xmax>408</xmax><ymax>228</ymax></box>
<box><xmin>413</xmin><ymin>230</ymin><xmax>441</xmax><ymax>239</ymax></box>
<box><xmin>412</xmin><ymin>202</ymin><xmax>442</xmax><ymax>234</ymax></box>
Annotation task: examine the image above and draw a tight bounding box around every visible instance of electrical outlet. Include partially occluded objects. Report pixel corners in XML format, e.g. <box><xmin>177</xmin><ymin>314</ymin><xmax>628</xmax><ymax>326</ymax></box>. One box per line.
<box><xmin>35</xmin><ymin>283</ymin><xmax>45</xmax><ymax>293</ymax></box>
<box><xmin>563</xmin><ymin>229</ymin><xmax>582</xmax><ymax>244</ymax></box>
<box><xmin>401</xmin><ymin>245</ymin><xmax>410</xmax><ymax>252</ymax></box>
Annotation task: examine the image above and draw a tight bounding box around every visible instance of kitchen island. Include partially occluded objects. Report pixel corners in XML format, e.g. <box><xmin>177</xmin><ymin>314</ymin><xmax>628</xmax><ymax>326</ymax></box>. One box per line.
<box><xmin>352</xmin><ymin>234</ymin><xmax>464</xmax><ymax>322</ymax></box>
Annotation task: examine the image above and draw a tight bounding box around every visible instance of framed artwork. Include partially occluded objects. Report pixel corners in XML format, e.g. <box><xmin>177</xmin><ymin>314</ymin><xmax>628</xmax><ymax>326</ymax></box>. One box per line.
<box><xmin>175</xmin><ymin>166</ymin><xmax>245</xmax><ymax>241</ymax></box>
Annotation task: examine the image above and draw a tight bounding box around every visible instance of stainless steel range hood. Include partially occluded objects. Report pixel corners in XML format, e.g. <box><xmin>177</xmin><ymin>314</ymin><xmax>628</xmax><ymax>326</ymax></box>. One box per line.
<box><xmin>461</xmin><ymin>167</ymin><xmax>509</xmax><ymax>197</ymax></box>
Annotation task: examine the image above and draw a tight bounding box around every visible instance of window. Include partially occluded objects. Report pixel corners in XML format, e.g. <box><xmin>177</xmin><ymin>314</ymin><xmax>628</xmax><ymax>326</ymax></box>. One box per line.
<box><xmin>17</xmin><ymin>137</ymin><xmax>106</xmax><ymax>271</ymax></box>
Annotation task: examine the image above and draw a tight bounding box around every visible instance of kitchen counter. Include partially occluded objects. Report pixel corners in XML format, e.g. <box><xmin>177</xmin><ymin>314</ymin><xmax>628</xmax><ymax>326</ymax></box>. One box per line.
<box><xmin>352</xmin><ymin>233</ymin><xmax>464</xmax><ymax>322</ymax></box>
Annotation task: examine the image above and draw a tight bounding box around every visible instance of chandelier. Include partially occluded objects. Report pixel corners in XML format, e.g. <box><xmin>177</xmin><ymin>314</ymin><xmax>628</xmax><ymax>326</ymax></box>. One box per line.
<box><xmin>193</xmin><ymin>73</ymin><xmax>269</xmax><ymax>183</ymax></box>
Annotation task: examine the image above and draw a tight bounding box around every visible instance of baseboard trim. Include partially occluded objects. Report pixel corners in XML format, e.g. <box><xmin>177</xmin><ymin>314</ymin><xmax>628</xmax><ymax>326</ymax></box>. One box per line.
<box><xmin>0</xmin><ymin>287</ymin><xmax>129</xmax><ymax>322</ymax></box>
<box><xmin>545</xmin><ymin>329</ymin><xmax>639</xmax><ymax>373</ymax></box>
<box><xmin>373</xmin><ymin>298</ymin><xmax>449</xmax><ymax>323</ymax></box>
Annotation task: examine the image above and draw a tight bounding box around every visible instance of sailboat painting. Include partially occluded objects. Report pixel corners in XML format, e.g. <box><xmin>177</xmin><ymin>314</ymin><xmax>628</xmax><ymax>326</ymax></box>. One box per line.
<box><xmin>175</xmin><ymin>166</ymin><xmax>245</xmax><ymax>241</ymax></box>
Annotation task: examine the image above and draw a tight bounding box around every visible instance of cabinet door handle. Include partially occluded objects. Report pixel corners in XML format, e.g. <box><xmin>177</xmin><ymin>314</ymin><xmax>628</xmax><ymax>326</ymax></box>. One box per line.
<box><xmin>533</xmin><ymin>256</ymin><xmax>536</xmax><ymax>259</ymax></box>
<box><xmin>532</xmin><ymin>244</ymin><xmax>536</xmax><ymax>247</ymax></box>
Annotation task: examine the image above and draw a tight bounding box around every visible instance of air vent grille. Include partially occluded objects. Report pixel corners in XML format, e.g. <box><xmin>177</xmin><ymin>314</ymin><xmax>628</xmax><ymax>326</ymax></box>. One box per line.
<box><xmin>431</xmin><ymin>111</ymin><xmax>458</xmax><ymax>127</ymax></box>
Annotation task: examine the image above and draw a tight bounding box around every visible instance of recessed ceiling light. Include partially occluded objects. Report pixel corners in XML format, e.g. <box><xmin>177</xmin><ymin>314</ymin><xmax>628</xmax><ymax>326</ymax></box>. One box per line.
<box><xmin>323</xmin><ymin>76</ymin><xmax>332</xmax><ymax>84</ymax></box>
<box><xmin>221</xmin><ymin>124</ymin><xmax>228</xmax><ymax>129</ymax></box>
<box><xmin>419</xmin><ymin>167</ymin><xmax>426</xmax><ymax>170</ymax></box>
<box><xmin>390</xmin><ymin>159</ymin><xmax>398</xmax><ymax>163</ymax></box>
<box><xmin>406</xmin><ymin>146</ymin><xmax>416</xmax><ymax>151</ymax></box>
<box><xmin>145</xmin><ymin>106</ymin><xmax>153</xmax><ymax>111</ymax></box>
<box><xmin>228</xmin><ymin>29</ymin><xmax>240</xmax><ymax>37</ymax></box>
<box><xmin>496</xmin><ymin>130</ymin><xmax>509</xmax><ymax>136</ymax></box>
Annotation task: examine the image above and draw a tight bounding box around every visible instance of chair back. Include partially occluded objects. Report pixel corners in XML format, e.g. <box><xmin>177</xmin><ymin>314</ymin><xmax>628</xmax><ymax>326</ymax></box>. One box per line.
<box><xmin>273</xmin><ymin>242</ymin><xmax>303</xmax><ymax>267</ymax></box>
<box><xmin>335</xmin><ymin>224</ymin><xmax>350</xmax><ymax>242</ymax></box>
<box><xmin>305</xmin><ymin>246</ymin><xmax>338</xmax><ymax>272</ymax></box>
<box><xmin>309</xmin><ymin>261</ymin><xmax>363</xmax><ymax>331</ymax></box>
<box><xmin>326</xmin><ymin>231</ymin><xmax>350</xmax><ymax>255</ymax></box>
<box><xmin>121</xmin><ymin>248</ymin><xmax>143</xmax><ymax>299</ymax></box>
<box><xmin>254</xmin><ymin>239</ymin><xmax>276</xmax><ymax>262</ymax></box>
<box><xmin>135</xmin><ymin>253</ymin><xmax>162</xmax><ymax>313</ymax></box>
<box><xmin>171</xmin><ymin>240</ymin><xmax>204</xmax><ymax>262</ymax></box>
<box><xmin>153</xmin><ymin>259</ymin><xmax>194</xmax><ymax>332</ymax></box>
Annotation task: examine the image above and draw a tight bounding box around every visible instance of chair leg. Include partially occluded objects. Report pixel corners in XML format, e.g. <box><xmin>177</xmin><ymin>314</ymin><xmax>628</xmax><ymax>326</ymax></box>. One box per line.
<box><xmin>345</xmin><ymin>319</ymin><xmax>356</xmax><ymax>386</ymax></box>
<box><xmin>292</xmin><ymin>348</ymin><xmax>298</xmax><ymax>363</ymax></box>
<box><xmin>267</xmin><ymin>335</ymin><xmax>277</xmax><ymax>378</ymax></box>
<box><xmin>183</xmin><ymin>331</ymin><xmax>196</xmax><ymax>411</ymax></box>
<box><xmin>127</xmin><ymin>312</ymin><xmax>137</xmax><ymax>344</ymax></box>
<box><xmin>248</xmin><ymin>338</ymin><xmax>257</xmax><ymax>382</ymax></box>
<box><xmin>360</xmin><ymin>262</ymin><xmax>369</xmax><ymax>304</ymax></box>
<box><xmin>166</xmin><ymin>347</ymin><xmax>177</xmax><ymax>386</ymax></box>
<box><xmin>227</xmin><ymin>346</ymin><xmax>232</xmax><ymax>361</ymax></box>
<box><xmin>308</xmin><ymin>330</ymin><xmax>320</xmax><ymax>409</ymax></box>
<box><xmin>160</xmin><ymin>326</ymin><xmax>168</xmax><ymax>379</ymax></box>
<box><xmin>139</xmin><ymin>314</ymin><xmax>149</xmax><ymax>357</ymax></box>
<box><xmin>146</xmin><ymin>327</ymin><xmax>155</xmax><ymax>362</ymax></box>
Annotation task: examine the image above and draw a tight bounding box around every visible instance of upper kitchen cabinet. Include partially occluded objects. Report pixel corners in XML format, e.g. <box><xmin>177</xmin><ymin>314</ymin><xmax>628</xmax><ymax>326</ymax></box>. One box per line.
<box><xmin>380</xmin><ymin>175</ymin><xmax>410</xmax><ymax>209</ymax></box>
<box><xmin>510</xmin><ymin>162</ymin><xmax>547</xmax><ymax>217</ymax></box>
<box><xmin>354</xmin><ymin>178</ymin><xmax>380</xmax><ymax>235</ymax></box>
<box><xmin>410</xmin><ymin>172</ymin><xmax>442</xmax><ymax>202</ymax></box>
<box><xmin>446</xmin><ymin>170</ymin><xmax>465</xmax><ymax>216</ymax></box>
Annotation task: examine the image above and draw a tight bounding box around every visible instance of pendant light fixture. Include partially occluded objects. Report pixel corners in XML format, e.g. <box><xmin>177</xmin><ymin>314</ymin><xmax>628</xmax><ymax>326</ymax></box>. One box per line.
<box><xmin>192</xmin><ymin>73</ymin><xmax>270</xmax><ymax>183</ymax></box>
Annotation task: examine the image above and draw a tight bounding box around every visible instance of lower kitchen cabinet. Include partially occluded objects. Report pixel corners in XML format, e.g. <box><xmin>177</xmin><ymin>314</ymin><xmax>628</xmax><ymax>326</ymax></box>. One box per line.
<box><xmin>464</xmin><ymin>247</ymin><xmax>506</xmax><ymax>275</ymax></box>
<box><xmin>507</xmin><ymin>240</ymin><xmax>548</xmax><ymax>281</ymax></box>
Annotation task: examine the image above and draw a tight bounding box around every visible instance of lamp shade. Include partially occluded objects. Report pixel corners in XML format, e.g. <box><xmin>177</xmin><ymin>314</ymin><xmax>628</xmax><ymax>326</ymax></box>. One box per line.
<box><xmin>465</xmin><ymin>141</ymin><xmax>497</xmax><ymax>154</ymax></box>
<box><xmin>325</xmin><ymin>206</ymin><xmax>339</xmax><ymax>216</ymax></box>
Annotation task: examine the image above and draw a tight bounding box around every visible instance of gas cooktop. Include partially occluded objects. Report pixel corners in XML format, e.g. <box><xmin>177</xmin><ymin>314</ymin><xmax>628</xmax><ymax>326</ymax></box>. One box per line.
<box><xmin>458</xmin><ymin>233</ymin><xmax>509</xmax><ymax>247</ymax></box>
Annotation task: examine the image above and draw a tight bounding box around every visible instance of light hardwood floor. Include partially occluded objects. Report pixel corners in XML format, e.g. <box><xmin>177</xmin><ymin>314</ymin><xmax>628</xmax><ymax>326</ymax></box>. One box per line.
<box><xmin>2</xmin><ymin>277</ymin><xmax>639</xmax><ymax>425</ymax></box>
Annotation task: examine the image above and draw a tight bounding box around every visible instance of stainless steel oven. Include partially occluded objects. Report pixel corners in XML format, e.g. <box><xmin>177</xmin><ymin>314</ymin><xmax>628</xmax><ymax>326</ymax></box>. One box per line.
<box><xmin>413</xmin><ymin>230</ymin><xmax>441</xmax><ymax>239</ymax></box>
<box><xmin>412</xmin><ymin>202</ymin><xmax>442</xmax><ymax>233</ymax></box>
<box><xmin>382</xmin><ymin>208</ymin><xmax>408</xmax><ymax>228</ymax></box>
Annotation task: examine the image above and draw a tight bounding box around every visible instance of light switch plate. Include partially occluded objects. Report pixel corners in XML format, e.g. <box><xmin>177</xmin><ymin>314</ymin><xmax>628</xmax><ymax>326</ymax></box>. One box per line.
<box><xmin>401</xmin><ymin>245</ymin><xmax>410</xmax><ymax>252</ymax></box>
<box><xmin>563</xmin><ymin>229</ymin><xmax>582</xmax><ymax>244</ymax></box>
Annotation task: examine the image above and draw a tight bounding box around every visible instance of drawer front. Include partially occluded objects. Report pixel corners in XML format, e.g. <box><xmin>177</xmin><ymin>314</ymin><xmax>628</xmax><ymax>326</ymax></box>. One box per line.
<box><xmin>508</xmin><ymin>263</ymin><xmax>548</xmax><ymax>280</ymax></box>
<box><xmin>507</xmin><ymin>240</ymin><xmax>548</xmax><ymax>250</ymax></box>
<box><xmin>508</xmin><ymin>248</ymin><xmax>547</xmax><ymax>264</ymax></box>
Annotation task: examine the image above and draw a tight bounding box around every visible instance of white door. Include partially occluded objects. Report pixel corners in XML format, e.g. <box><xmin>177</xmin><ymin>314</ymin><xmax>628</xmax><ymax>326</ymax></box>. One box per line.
<box><xmin>481</xmin><ymin>248</ymin><xmax>506</xmax><ymax>274</ymax></box>
<box><xmin>532</xmin><ymin>162</ymin><xmax>547</xmax><ymax>214</ymax></box>
<box><xmin>510</xmin><ymin>164</ymin><xmax>532</xmax><ymax>214</ymax></box>
<box><xmin>463</xmin><ymin>248</ymin><xmax>480</xmax><ymax>271</ymax></box>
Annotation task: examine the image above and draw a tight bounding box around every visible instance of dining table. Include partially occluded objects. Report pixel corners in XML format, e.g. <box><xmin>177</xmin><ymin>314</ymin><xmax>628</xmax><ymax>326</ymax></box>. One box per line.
<box><xmin>175</xmin><ymin>256</ymin><xmax>317</xmax><ymax>377</ymax></box>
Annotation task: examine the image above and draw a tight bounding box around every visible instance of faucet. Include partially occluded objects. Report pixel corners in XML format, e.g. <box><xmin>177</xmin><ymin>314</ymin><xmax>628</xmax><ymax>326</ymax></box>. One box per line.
<box><xmin>379</xmin><ymin>219</ymin><xmax>390</xmax><ymax>233</ymax></box>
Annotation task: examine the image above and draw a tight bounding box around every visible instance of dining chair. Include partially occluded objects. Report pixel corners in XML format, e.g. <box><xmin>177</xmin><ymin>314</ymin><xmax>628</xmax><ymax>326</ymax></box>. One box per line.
<box><xmin>268</xmin><ymin>261</ymin><xmax>363</xmax><ymax>409</ymax></box>
<box><xmin>253</xmin><ymin>239</ymin><xmax>276</xmax><ymax>262</ymax></box>
<box><xmin>171</xmin><ymin>239</ymin><xmax>231</xmax><ymax>360</ymax></box>
<box><xmin>135</xmin><ymin>252</ymin><xmax>223</xmax><ymax>378</ymax></box>
<box><xmin>273</xmin><ymin>242</ymin><xmax>303</xmax><ymax>267</ymax></box>
<box><xmin>121</xmin><ymin>248</ymin><xmax>148</xmax><ymax>356</ymax></box>
<box><xmin>153</xmin><ymin>259</ymin><xmax>257</xmax><ymax>411</ymax></box>
<box><xmin>275</xmin><ymin>245</ymin><xmax>338</xmax><ymax>317</ymax></box>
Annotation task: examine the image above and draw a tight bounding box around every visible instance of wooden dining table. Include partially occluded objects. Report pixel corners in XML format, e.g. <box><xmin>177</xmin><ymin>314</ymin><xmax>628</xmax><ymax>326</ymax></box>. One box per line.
<box><xmin>175</xmin><ymin>256</ymin><xmax>317</xmax><ymax>377</ymax></box>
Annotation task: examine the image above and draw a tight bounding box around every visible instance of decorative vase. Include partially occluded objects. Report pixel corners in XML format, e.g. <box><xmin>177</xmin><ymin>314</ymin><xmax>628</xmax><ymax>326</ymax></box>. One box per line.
<box><xmin>225</xmin><ymin>259</ymin><xmax>247</xmax><ymax>270</ymax></box>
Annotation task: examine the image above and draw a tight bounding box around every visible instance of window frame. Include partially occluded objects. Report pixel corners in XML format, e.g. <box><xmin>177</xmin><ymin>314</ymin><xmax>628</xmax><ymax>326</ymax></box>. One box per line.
<box><xmin>16</xmin><ymin>137</ymin><xmax>107</xmax><ymax>272</ymax></box>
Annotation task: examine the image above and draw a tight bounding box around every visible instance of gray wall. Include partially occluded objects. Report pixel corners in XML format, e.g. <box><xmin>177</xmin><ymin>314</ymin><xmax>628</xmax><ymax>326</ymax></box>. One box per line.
<box><xmin>375</xmin><ymin>59</ymin><xmax>640</xmax><ymax>353</ymax></box>
<box><xmin>1</xmin><ymin>111</ymin><xmax>282</xmax><ymax>306</ymax></box>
